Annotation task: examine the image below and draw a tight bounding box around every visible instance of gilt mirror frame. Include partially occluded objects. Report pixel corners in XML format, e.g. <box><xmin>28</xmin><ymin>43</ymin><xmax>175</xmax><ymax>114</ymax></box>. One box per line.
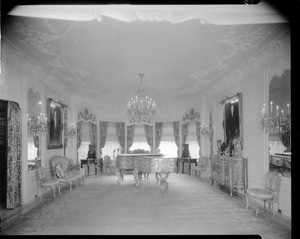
<box><xmin>221</xmin><ymin>92</ymin><xmax>243</xmax><ymax>145</ymax></box>
<box><xmin>47</xmin><ymin>98</ymin><xmax>63</xmax><ymax>149</ymax></box>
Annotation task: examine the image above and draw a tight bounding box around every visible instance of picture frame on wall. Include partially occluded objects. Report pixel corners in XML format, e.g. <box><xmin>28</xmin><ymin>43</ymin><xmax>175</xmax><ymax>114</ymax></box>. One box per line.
<box><xmin>223</xmin><ymin>93</ymin><xmax>243</xmax><ymax>143</ymax></box>
<box><xmin>47</xmin><ymin>98</ymin><xmax>63</xmax><ymax>149</ymax></box>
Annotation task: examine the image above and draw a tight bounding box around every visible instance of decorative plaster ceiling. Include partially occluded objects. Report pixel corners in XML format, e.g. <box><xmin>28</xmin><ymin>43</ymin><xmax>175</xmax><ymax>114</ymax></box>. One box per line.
<box><xmin>2</xmin><ymin>4</ymin><xmax>289</xmax><ymax>106</ymax></box>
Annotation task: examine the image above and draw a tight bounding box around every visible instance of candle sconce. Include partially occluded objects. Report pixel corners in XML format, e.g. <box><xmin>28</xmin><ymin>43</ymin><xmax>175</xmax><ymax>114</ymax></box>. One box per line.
<box><xmin>200</xmin><ymin>122</ymin><xmax>213</xmax><ymax>137</ymax></box>
<box><xmin>64</xmin><ymin>123</ymin><xmax>76</xmax><ymax>138</ymax></box>
<box><xmin>260</xmin><ymin>102</ymin><xmax>291</xmax><ymax>133</ymax></box>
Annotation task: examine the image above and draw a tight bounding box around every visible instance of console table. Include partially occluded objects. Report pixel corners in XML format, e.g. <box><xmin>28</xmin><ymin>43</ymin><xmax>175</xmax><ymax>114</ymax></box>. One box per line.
<box><xmin>211</xmin><ymin>155</ymin><xmax>248</xmax><ymax>196</ymax></box>
<box><xmin>80</xmin><ymin>158</ymin><xmax>103</xmax><ymax>176</ymax></box>
<box><xmin>176</xmin><ymin>158</ymin><xmax>197</xmax><ymax>176</ymax></box>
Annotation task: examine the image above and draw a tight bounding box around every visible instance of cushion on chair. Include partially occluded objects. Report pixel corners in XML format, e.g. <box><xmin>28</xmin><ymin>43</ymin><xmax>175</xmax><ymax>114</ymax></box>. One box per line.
<box><xmin>70</xmin><ymin>164</ymin><xmax>81</xmax><ymax>171</ymax></box>
<box><xmin>54</xmin><ymin>163</ymin><xmax>67</xmax><ymax>179</ymax></box>
<box><xmin>247</xmin><ymin>188</ymin><xmax>273</xmax><ymax>199</ymax></box>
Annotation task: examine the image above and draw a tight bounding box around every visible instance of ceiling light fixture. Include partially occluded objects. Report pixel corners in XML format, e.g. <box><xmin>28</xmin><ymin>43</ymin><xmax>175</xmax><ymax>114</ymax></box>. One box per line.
<box><xmin>127</xmin><ymin>73</ymin><xmax>156</xmax><ymax>125</ymax></box>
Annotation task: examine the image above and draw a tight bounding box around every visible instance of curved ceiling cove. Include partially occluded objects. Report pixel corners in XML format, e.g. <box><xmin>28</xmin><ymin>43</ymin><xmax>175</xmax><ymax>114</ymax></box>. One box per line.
<box><xmin>62</xmin><ymin>17</ymin><xmax>217</xmax><ymax>100</ymax></box>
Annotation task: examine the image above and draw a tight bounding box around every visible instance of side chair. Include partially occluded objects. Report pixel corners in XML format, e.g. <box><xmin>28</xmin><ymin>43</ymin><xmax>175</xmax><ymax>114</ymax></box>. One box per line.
<box><xmin>246</xmin><ymin>171</ymin><xmax>282</xmax><ymax>216</ymax></box>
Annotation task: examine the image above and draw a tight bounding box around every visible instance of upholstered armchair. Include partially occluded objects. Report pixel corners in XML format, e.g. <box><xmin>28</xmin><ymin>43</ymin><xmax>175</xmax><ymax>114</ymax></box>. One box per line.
<box><xmin>36</xmin><ymin>166</ymin><xmax>61</xmax><ymax>198</ymax></box>
<box><xmin>246</xmin><ymin>171</ymin><xmax>282</xmax><ymax>216</ymax></box>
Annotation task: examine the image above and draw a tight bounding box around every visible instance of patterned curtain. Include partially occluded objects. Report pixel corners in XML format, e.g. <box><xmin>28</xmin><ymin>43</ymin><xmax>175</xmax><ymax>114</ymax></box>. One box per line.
<box><xmin>155</xmin><ymin>122</ymin><xmax>163</xmax><ymax>149</ymax></box>
<box><xmin>115</xmin><ymin>122</ymin><xmax>125</xmax><ymax>153</ymax></box>
<box><xmin>6</xmin><ymin>101</ymin><xmax>22</xmax><ymax>209</ymax></box>
<box><xmin>33</xmin><ymin>135</ymin><xmax>39</xmax><ymax>157</ymax></box>
<box><xmin>89</xmin><ymin>123</ymin><xmax>97</xmax><ymax>147</ymax></box>
<box><xmin>77</xmin><ymin>121</ymin><xmax>82</xmax><ymax>150</ymax></box>
<box><xmin>173</xmin><ymin>121</ymin><xmax>180</xmax><ymax>157</ymax></box>
<box><xmin>196</xmin><ymin>121</ymin><xmax>202</xmax><ymax>157</ymax></box>
<box><xmin>144</xmin><ymin>124</ymin><xmax>153</xmax><ymax>150</ymax></box>
<box><xmin>127</xmin><ymin>125</ymin><xmax>135</xmax><ymax>151</ymax></box>
<box><xmin>99</xmin><ymin>121</ymin><xmax>108</xmax><ymax>157</ymax></box>
<box><xmin>182</xmin><ymin>122</ymin><xmax>189</xmax><ymax>146</ymax></box>
<box><xmin>63</xmin><ymin>108</ymin><xmax>68</xmax><ymax>157</ymax></box>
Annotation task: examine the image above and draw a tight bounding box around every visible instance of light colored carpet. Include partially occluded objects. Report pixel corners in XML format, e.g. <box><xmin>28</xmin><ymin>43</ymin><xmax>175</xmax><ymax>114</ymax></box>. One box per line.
<box><xmin>1</xmin><ymin>173</ymin><xmax>291</xmax><ymax>237</ymax></box>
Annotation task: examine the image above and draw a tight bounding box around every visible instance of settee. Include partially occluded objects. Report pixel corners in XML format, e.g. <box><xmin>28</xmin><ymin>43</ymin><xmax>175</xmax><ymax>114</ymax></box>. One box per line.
<box><xmin>50</xmin><ymin>156</ymin><xmax>85</xmax><ymax>191</ymax></box>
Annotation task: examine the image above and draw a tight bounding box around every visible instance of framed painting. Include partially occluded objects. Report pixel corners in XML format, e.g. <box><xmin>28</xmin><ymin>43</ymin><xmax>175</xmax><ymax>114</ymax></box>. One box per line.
<box><xmin>47</xmin><ymin>98</ymin><xmax>63</xmax><ymax>149</ymax></box>
<box><xmin>223</xmin><ymin>93</ymin><xmax>243</xmax><ymax>143</ymax></box>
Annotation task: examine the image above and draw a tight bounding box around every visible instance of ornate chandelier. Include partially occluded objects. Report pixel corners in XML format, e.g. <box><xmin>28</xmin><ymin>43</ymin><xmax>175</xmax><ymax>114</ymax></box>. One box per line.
<box><xmin>260</xmin><ymin>102</ymin><xmax>291</xmax><ymax>133</ymax></box>
<box><xmin>127</xmin><ymin>73</ymin><xmax>156</xmax><ymax>125</ymax></box>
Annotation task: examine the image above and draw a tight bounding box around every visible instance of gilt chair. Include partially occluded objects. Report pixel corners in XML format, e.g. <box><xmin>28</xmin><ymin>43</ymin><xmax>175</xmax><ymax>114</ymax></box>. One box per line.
<box><xmin>191</xmin><ymin>157</ymin><xmax>209</xmax><ymax>180</ymax></box>
<box><xmin>103</xmin><ymin>155</ymin><xmax>112</xmax><ymax>173</ymax></box>
<box><xmin>36</xmin><ymin>166</ymin><xmax>61</xmax><ymax>198</ymax></box>
<box><xmin>246</xmin><ymin>171</ymin><xmax>282</xmax><ymax>216</ymax></box>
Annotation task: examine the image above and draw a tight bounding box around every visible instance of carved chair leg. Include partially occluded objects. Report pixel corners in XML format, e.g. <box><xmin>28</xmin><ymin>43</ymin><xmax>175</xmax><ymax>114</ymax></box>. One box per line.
<box><xmin>57</xmin><ymin>184</ymin><xmax>61</xmax><ymax>195</ymax></box>
<box><xmin>116</xmin><ymin>169</ymin><xmax>123</xmax><ymax>184</ymax></box>
<box><xmin>69</xmin><ymin>182</ymin><xmax>72</xmax><ymax>191</ymax></box>
<box><xmin>155</xmin><ymin>172</ymin><xmax>160</xmax><ymax>183</ymax></box>
<box><xmin>52</xmin><ymin>185</ymin><xmax>56</xmax><ymax>198</ymax></box>
<box><xmin>256</xmin><ymin>197</ymin><xmax>259</xmax><ymax>216</ymax></box>
<box><xmin>133</xmin><ymin>169</ymin><xmax>140</xmax><ymax>188</ymax></box>
<box><xmin>246</xmin><ymin>194</ymin><xmax>249</xmax><ymax>209</ymax></box>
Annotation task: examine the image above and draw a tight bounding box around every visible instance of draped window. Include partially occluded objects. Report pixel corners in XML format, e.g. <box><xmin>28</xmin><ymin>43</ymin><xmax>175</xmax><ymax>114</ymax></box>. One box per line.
<box><xmin>127</xmin><ymin>125</ymin><xmax>135</xmax><ymax>151</ymax></box>
<box><xmin>158</xmin><ymin>122</ymin><xmax>177</xmax><ymax>158</ymax></box>
<box><xmin>6</xmin><ymin>101</ymin><xmax>22</xmax><ymax>209</ymax></box>
<box><xmin>89</xmin><ymin>122</ymin><xmax>97</xmax><ymax>146</ymax></box>
<box><xmin>155</xmin><ymin>122</ymin><xmax>163</xmax><ymax>149</ymax></box>
<box><xmin>196</xmin><ymin>121</ymin><xmax>202</xmax><ymax>157</ymax></box>
<box><xmin>115</xmin><ymin>122</ymin><xmax>125</xmax><ymax>153</ymax></box>
<box><xmin>181</xmin><ymin>122</ymin><xmax>189</xmax><ymax>146</ymax></box>
<box><xmin>144</xmin><ymin>124</ymin><xmax>153</xmax><ymax>150</ymax></box>
<box><xmin>77</xmin><ymin>121</ymin><xmax>83</xmax><ymax>150</ymax></box>
<box><xmin>63</xmin><ymin>108</ymin><xmax>68</xmax><ymax>156</ymax></box>
<box><xmin>173</xmin><ymin>121</ymin><xmax>180</xmax><ymax>157</ymax></box>
<box><xmin>99</xmin><ymin>121</ymin><xmax>108</xmax><ymax>157</ymax></box>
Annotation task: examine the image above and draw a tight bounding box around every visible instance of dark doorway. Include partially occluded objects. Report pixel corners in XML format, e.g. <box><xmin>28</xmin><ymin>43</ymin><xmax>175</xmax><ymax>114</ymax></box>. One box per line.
<box><xmin>0</xmin><ymin>100</ymin><xmax>8</xmax><ymax>208</ymax></box>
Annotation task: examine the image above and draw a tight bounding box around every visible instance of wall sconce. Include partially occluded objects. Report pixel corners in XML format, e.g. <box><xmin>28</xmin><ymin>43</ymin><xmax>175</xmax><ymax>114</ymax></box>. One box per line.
<box><xmin>200</xmin><ymin>122</ymin><xmax>213</xmax><ymax>137</ymax></box>
<box><xmin>64</xmin><ymin>123</ymin><xmax>76</xmax><ymax>138</ymax></box>
<box><xmin>27</xmin><ymin>113</ymin><xmax>48</xmax><ymax>136</ymax></box>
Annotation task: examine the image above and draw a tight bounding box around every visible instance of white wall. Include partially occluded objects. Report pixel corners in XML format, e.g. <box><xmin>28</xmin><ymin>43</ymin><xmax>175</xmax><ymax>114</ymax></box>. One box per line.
<box><xmin>1</xmin><ymin>40</ymin><xmax>78</xmax><ymax>203</ymax></box>
<box><xmin>205</xmin><ymin>31</ymin><xmax>291</xmax><ymax>217</ymax></box>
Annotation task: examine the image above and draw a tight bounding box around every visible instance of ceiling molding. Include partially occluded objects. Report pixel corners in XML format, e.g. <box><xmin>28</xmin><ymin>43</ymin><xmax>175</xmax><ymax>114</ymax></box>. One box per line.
<box><xmin>8</xmin><ymin>4</ymin><xmax>288</xmax><ymax>25</ymax></box>
<box><xmin>205</xmin><ymin>34</ymin><xmax>288</xmax><ymax>98</ymax></box>
<box><xmin>2</xmin><ymin>40</ymin><xmax>72</xmax><ymax>97</ymax></box>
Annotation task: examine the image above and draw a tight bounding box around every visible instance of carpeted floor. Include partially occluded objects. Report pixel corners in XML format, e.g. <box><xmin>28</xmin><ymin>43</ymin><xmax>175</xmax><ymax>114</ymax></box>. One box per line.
<box><xmin>0</xmin><ymin>173</ymin><xmax>291</xmax><ymax>237</ymax></box>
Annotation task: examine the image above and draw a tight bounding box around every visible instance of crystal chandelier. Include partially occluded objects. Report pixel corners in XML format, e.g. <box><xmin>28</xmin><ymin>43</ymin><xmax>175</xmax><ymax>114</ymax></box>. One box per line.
<box><xmin>260</xmin><ymin>102</ymin><xmax>291</xmax><ymax>133</ymax></box>
<box><xmin>127</xmin><ymin>73</ymin><xmax>156</xmax><ymax>125</ymax></box>
<box><xmin>27</xmin><ymin>113</ymin><xmax>48</xmax><ymax>136</ymax></box>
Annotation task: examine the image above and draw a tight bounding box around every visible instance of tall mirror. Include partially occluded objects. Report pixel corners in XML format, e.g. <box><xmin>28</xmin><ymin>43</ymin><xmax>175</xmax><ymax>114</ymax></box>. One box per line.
<box><xmin>268</xmin><ymin>69</ymin><xmax>291</xmax><ymax>177</ymax></box>
<box><xmin>27</xmin><ymin>89</ymin><xmax>42</xmax><ymax>171</ymax></box>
